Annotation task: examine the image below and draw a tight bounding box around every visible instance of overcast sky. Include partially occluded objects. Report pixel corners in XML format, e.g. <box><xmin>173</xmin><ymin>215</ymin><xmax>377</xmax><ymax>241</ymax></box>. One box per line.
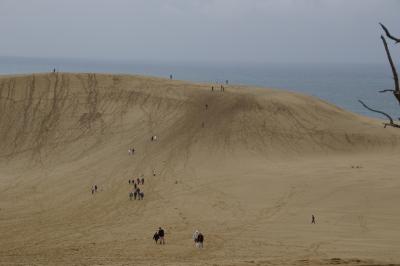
<box><xmin>0</xmin><ymin>0</ymin><xmax>399</xmax><ymax>64</ymax></box>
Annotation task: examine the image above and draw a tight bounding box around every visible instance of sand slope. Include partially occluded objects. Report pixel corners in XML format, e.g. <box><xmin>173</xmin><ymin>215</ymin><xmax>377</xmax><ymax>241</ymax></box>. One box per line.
<box><xmin>0</xmin><ymin>73</ymin><xmax>400</xmax><ymax>265</ymax></box>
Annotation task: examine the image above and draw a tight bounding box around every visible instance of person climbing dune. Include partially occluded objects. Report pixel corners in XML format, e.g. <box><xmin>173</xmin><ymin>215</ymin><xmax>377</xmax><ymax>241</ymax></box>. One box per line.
<box><xmin>158</xmin><ymin>227</ymin><xmax>165</xmax><ymax>244</ymax></box>
<box><xmin>153</xmin><ymin>231</ymin><xmax>159</xmax><ymax>244</ymax></box>
<box><xmin>197</xmin><ymin>232</ymin><xmax>204</xmax><ymax>248</ymax></box>
<box><xmin>193</xmin><ymin>230</ymin><xmax>199</xmax><ymax>246</ymax></box>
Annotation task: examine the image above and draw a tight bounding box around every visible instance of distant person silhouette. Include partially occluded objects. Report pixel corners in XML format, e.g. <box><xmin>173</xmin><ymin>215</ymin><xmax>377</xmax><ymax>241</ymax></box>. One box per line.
<box><xmin>311</xmin><ymin>215</ymin><xmax>316</xmax><ymax>224</ymax></box>
<box><xmin>158</xmin><ymin>227</ymin><xmax>165</xmax><ymax>244</ymax></box>
<box><xmin>197</xmin><ymin>232</ymin><xmax>204</xmax><ymax>248</ymax></box>
<box><xmin>193</xmin><ymin>230</ymin><xmax>199</xmax><ymax>246</ymax></box>
<box><xmin>153</xmin><ymin>231</ymin><xmax>159</xmax><ymax>244</ymax></box>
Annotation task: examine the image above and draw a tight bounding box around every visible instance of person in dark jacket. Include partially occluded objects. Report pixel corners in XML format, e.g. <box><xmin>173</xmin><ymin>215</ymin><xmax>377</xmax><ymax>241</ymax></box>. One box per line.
<box><xmin>153</xmin><ymin>231</ymin><xmax>159</xmax><ymax>244</ymax></box>
<box><xmin>197</xmin><ymin>232</ymin><xmax>204</xmax><ymax>248</ymax></box>
<box><xmin>158</xmin><ymin>227</ymin><xmax>165</xmax><ymax>245</ymax></box>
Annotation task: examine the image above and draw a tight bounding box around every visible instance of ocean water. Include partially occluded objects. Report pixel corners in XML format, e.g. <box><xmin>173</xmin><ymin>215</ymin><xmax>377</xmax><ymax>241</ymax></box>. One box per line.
<box><xmin>0</xmin><ymin>56</ymin><xmax>398</xmax><ymax>119</ymax></box>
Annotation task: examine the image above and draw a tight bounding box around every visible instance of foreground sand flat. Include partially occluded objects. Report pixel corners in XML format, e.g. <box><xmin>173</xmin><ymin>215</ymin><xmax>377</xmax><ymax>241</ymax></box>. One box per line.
<box><xmin>0</xmin><ymin>73</ymin><xmax>400</xmax><ymax>265</ymax></box>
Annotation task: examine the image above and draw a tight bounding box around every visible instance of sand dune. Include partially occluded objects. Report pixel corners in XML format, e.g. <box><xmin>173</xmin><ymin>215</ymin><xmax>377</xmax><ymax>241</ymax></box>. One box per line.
<box><xmin>1</xmin><ymin>73</ymin><xmax>400</xmax><ymax>265</ymax></box>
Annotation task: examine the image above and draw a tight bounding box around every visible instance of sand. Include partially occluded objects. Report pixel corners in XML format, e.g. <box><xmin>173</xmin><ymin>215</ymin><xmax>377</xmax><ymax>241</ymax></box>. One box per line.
<box><xmin>0</xmin><ymin>73</ymin><xmax>400</xmax><ymax>265</ymax></box>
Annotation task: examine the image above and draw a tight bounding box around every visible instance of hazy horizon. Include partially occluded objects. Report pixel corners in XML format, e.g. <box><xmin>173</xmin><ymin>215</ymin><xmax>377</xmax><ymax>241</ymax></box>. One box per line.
<box><xmin>0</xmin><ymin>0</ymin><xmax>399</xmax><ymax>65</ymax></box>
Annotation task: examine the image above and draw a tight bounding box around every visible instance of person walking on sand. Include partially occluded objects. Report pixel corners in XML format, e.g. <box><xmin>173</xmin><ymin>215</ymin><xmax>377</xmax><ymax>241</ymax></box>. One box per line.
<box><xmin>133</xmin><ymin>190</ymin><xmax>137</xmax><ymax>200</ymax></box>
<box><xmin>153</xmin><ymin>169</ymin><xmax>156</xmax><ymax>176</ymax></box>
<box><xmin>311</xmin><ymin>214</ymin><xmax>316</xmax><ymax>224</ymax></box>
<box><xmin>129</xmin><ymin>191</ymin><xmax>133</xmax><ymax>200</ymax></box>
<box><xmin>193</xmin><ymin>230</ymin><xmax>199</xmax><ymax>247</ymax></box>
<box><xmin>141</xmin><ymin>177</ymin><xmax>144</xmax><ymax>185</ymax></box>
<box><xmin>158</xmin><ymin>227</ymin><xmax>165</xmax><ymax>245</ymax></box>
<box><xmin>197</xmin><ymin>232</ymin><xmax>204</xmax><ymax>248</ymax></box>
<box><xmin>94</xmin><ymin>185</ymin><xmax>98</xmax><ymax>192</ymax></box>
<box><xmin>153</xmin><ymin>231</ymin><xmax>159</xmax><ymax>244</ymax></box>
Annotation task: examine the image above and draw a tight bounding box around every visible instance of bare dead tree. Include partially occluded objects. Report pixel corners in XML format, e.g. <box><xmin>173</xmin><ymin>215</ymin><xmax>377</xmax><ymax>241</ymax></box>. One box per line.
<box><xmin>380</xmin><ymin>35</ymin><xmax>400</xmax><ymax>103</ymax></box>
<box><xmin>359</xmin><ymin>24</ymin><xmax>400</xmax><ymax>128</ymax></box>
<box><xmin>380</xmin><ymin>23</ymin><xmax>400</xmax><ymax>43</ymax></box>
<box><xmin>358</xmin><ymin>100</ymin><xmax>400</xmax><ymax>128</ymax></box>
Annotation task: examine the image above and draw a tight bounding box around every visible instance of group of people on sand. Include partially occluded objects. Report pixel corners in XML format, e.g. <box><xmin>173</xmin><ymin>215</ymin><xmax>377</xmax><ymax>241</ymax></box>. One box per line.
<box><xmin>129</xmin><ymin>176</ymin><xmax>145</xmax><ymax>200</ymax></box>
<box><xmin>211</xmin><ymin>85</ymin><xmax>226</xmax><ymax>92</ymax></box>
<box><xmin>152</xmin><ymin>227</ymin><xmax>205</xmax><ymax>248</ymax></box>
<box><xmin>129</xmin><ymin>177</ymin><xmax>144</xmax><ymax>185</ymax></box>
<box><xmin>153</xmin><ymin>227</ymin><xmax>166</xmax><ymax>244</ymax></box>
<box><xmin>127</xmin><ymin>135</ymin><xmax>160</xmax><ymax>201</ymax></box>
<box><xmin>129</xmin><ymin>189</ymin><xmax>144</xmax><ymax>200</ymax></box>
<box><xmin>128</xmin><ymin>148</ymin><xmax>135</xmax><ymax>156</ymax></box>
<box><xmin>91</xmin><ymin>184</ymin><xmax>98</xmax><ymax>194</ymax></box>
<box><xmin>192</xmin><ymin>230</ymin><xmax>204</xmax><ymax>248</ymax></box>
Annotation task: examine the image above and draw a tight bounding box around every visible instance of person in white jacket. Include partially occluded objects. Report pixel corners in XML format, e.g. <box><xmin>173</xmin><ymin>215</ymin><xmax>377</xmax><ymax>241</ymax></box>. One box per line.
<box><xmin>193</xmin><ymin>230</ymin><xmax>199</xmax><ymax>247</ymax></box>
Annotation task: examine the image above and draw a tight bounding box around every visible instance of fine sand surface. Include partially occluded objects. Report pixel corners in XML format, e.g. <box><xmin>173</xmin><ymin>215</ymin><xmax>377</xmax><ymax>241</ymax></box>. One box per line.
<box><xmin>1</xmin><ymin>73</ymin><xmax>400</xmax><ymax>265</ymax></box>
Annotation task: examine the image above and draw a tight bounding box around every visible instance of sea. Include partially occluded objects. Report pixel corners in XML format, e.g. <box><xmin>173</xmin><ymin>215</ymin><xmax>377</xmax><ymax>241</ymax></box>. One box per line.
<box><xmin>0</xmin><ymin>56</ymin><xmax>398</xmax><ymax>119</ymax></box>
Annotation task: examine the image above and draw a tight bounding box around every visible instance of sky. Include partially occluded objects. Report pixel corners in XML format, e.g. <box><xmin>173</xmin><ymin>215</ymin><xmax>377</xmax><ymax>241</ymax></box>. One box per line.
<box><xmin>0</xmin><ymin>0</ymin><xmax>399</xmax><ymax>64</ymax></box>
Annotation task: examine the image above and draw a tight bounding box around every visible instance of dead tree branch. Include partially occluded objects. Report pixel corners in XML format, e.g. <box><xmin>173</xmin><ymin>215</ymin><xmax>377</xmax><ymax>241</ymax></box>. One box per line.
<box><xmin>381</xmin><ymin>35</ymin><xmax>400</xmax><ymax>103</ymax></box>
<box><xmin>380</xmin><ymin>23</ymin><xmax>400</xmax><ymax>43</ymax></box>
<box><xmin>379</xmin><ymin>89</ymin><xmax>395</xmax><ymax>93</ymax></box>
<box><xmin>358</xmin><ymin>100</ymin><xmax>400</xmax><ymax>128</ymax></box>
